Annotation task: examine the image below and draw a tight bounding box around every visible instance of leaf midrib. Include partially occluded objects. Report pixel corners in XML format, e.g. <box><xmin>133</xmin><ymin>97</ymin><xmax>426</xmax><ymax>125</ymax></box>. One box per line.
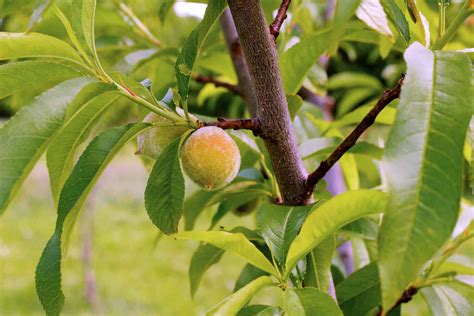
<box><xmin>396</xmin><ymin>50</ymin><xmax>438</xmax><ymax>287</ymax></box>
<box><xmin>53</xmin><ymin>92</ymin><xmax>119</xmax><ymax>201</ymax></box>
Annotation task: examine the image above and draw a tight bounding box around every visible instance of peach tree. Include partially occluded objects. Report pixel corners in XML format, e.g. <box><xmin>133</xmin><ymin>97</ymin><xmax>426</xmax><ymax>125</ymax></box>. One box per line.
<box><xmin>0</xmin><ymin>0</ymin><xmax>473</xmax><ymax>315</ymax></box>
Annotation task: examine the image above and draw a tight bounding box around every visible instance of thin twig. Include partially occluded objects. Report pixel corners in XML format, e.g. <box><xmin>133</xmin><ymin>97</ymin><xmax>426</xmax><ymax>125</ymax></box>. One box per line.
<box><xmin>198</xmin><ymin>117</ymin><xmax>260</xmax><ymax>134</ymax></box>
<box><xmin>377</xmin><ymin>286</ymin><xmax>418</xmax><ymax>316</ymax></box>
<box><xmin>305</xmin><ymin>77</ymin><xmax>404</xmax><ymax>193</ymax></box>
<box><xmin>297</xmin><ymin>86</ymin><xmax>335</xmax><ymax>121</ymax></box>
<box><xmin>269</xmin><ymin>0</ymin><xmax>292</xmax><ymax>40</ymax></box>
<box><xmin>193</xmin><ymin>74</ymin><xmax>243</xmax><ymax>97</ymax></box>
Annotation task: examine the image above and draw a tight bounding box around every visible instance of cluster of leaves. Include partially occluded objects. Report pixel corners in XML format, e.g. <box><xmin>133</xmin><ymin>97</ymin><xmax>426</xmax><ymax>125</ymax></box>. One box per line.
<box><xmin>0</xmin><ymin>0</ymin><xmax>473</xmax><ymax>315</ymax></box>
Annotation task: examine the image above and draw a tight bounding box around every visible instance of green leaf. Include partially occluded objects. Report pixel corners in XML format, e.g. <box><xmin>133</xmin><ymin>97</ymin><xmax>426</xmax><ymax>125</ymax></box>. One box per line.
<box><xmin>281</xmin><ymin>31</ymin><xmax>330</xmax><ymax>94</ymax></box>
<box><xmin>286</xmin><ymin>190</ymin><xmax>387</xmax><ymax>276</ymax></box>
<box><xmin>210</xmin><ymin>192</ymin><xmax>261</xmax><ymax>229</ymax></box>
<box><xmin>256</xmin><ymin>204</ymin><xmax>313</xmax><ymax>266</ymax></box>
<box><xmin>336</xmin><ymin>88</ymin><xmax>377</xmax><ymax>117</ymax></box>
<box><xmin>175</xmin><ymin>0</ymin><xmax>227</xmax><ymax>100</ymax></box>
<box><xmin>327</xmin><ymin>72</ymin><xmax>383</xmax><ymax>91</ymax></box>
<box><xmin>189</xmin><ymin>227</ymin><xmax>265</xmax><ymax>298</ymax></box>
<box><xmin>287</xmin><ymin>94</ymin><xmax>304</xmax><ymax>120</ymax></box>
<box><xmin>328</xmin><ymin>0</ymin><xmax>362</xmax><ymax>54</ymax></box>
<box><xmin>356</xmin><ymin>0</ymin><xmax>393</xmax><ymax>39</ymax></box>
<box><xmin>340</xmin><ymin>218</ymin><xmax>379</xmax><ymax>240</ymax></box>
<box><xmin>159</xmin><ymin>0</ymin><xmax>176</xmax><ymax>23</ymax></box>
<box><xmin>0</xmin><ymin>32</ymin><xmax>83</xmax><ymax>65</ymax></box>
<box><xmin>0</xmin><ymin>0</ymin><xmax>33</xmax><ymax>17</ymax></box>
<box><xmin>381</xmin><ymin>0</ymin><xmax>410</xmax><ymax>45</ymax></box>
<box><xmin>145</xmin><ymin>136</ymin><xmax>186</xmax><ymax>235</ymax></box>
<box><xmin>27</xmin><ymin>0</ymin><xmax>55</xmax><ymax>31</ymax></box>
<box><xmin>70</xmin><ymin>0</ymin><xmax>97</xmax><ymax>61</ymax></box>
<box><xmin>234</xmin><ymin>264</ymin><xmax>269</xmax><ymax>292</ymax></box>
<box><xmin>47</xmin><ymin>86</ymin><xmax>118</xmax><ymax>203</ymax></box>
<box><xmin>331</xmin><ymin>103</ymin><xmax>397</xmax><ymax>128</ymax></box>
<box><xmin>335</xmin><ymin>262</ymin><xmax>381</xmax><ymax>316</ymax></box>
<box><xmin>173</xmin><ymin>231</ymin><xmax>278</xmax><ymax>276</ymax></box>
<box><xmin>378</xmin><ymin>43</ymin><xmax>472</xmax><ymax>311</ymax></box>
<box><xmin>422</xmin><ymin>282</ymin><xmax>474</xmax><ymax>316</ymax></box>
<box><xmin>0</xmin><ymin>78</ymin><xmax>92</xmax><ymax>214</ymax></box>
<box><xmin>183</xmin><ymin>190</ymin><xmax>217</xmax><ymax>230</ymax></box>
<box><xmin>206</xmin><ymin>276</ymin><xmax>274</xmax><ymax>316</ymax></box>
<box><xmin>305</xmin><ymin>236</ymin><xmax>336</xmax><ymax>293</ymax></box>
<box><xmin>0</xmin><ymin>61</ymin><xmax>85</xmax><ymax>100</ymax></box>
<box><xmin>285</xmin><ymin>287</ymin><xmax>343</xmax><ymax>316</ymax></box>
<box><xmin>35</xmin><ymin>123</ymin><xmax>150</xmax><ymax>315</ymax></box>
<box><xmin>339</xmin><ymin>153</ymin><xmax>360</xmax><ymax>190</ymax></box>
<box><xmin>189</xmin><ymin>244</ymin><xmax>224</xmax><ymax>298</ymax></box>
<box><xmin>237</xmin><ymin>305</ymin><xmax>281</xmax><ymax>316</ymax></box>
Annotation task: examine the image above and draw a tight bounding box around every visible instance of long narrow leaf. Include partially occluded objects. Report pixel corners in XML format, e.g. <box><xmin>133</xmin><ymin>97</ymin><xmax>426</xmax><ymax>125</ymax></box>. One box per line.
<box><xmin>47</xmin><ymin>87</ymin><xmax>118</xmax><ymax>202</ymax></box>
<box><xmin>35</xmin><ymin>123</ymin><xmax>150</xmax><ymax>315</ymax></box>
<box><xmin>0</xmin><ymin>32</ymin><xmax>83</xmax><ymax>64</ymax></box>
<box><xmin>206</xmin><ymin>276</ymin><xmax>274</xmax><ymax>316</ymax></box>
<box><xmin>0</xmin><ymin>78</ymin><xmax>93</xmax><ymax>214</ymax></box>
<box><xmin>174</xmin><ymin>231</ymin><xmax>278</xmax><ymax>276</ymax></box>
<box><xmin>0</xmin><ymin>61</ymin><xmax>85</xmax><ymax>100</ymax></box>
<box><xmin>378</xmin><ymin>43</ymin><xmax>472</xmax><ymax>311</ymax></box>
<box><xmin>286</xmin><ymin>190</ymin><xmax>387</xmax><ymax>275</ymax></box>
<box><xmin>145</xmin><ymin>135</ymin><xmax>189</xmax><ymax>235</ymax></box>
<box><xmin>175</xmin><ymin>0</ymin><xmax>227</xmax><ymax>100</ymax></box>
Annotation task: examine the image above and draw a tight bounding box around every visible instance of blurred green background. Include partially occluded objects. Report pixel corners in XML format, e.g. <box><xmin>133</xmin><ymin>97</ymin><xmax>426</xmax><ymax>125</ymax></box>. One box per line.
<box><xmin>0</xmin><ymin>144</ymin><xmax>284</xmax><ymax>315</ymax></box>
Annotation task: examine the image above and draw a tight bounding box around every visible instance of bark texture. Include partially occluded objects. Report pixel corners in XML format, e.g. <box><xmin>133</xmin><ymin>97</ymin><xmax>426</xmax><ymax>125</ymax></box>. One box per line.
<box><xmin>228</xmin><ymin>0</ymin><xmax>309</xmax><ymax>205</ymax></box>
<box><xmin>220</xmin><ymin>8</ymin><xmax>258</xmax><ymax>117</ymax></box>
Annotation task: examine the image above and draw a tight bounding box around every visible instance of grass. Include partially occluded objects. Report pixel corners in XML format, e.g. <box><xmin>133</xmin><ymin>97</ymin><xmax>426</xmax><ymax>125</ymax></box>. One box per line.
<box><xmin>0</xmin><ymin>147</ymin><xmax>271</xmax><ymax>315</ymax></box>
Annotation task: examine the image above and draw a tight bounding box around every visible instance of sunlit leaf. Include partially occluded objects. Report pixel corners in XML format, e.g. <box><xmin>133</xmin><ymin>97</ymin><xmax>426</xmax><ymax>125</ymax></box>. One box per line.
<box><xmin>378</xmin><ymin>43</ymin><xmax>472</xmax><ymax>311</ymax></box>
<box><xmin>286</xmin><ymin>190</ymin><xmax>387</xmax><ymax>275</ymax></box>
<box><xmin>173</xmin><ymin>231</ymin><xmax>278</xmax><ymax>276</ymax></box>
<box><xmin>328</xmin><ymin>0</ymin><xmax>362</xmax><ymax>54</ymax></box>
<box><xmin>47</xmin><ymin>85</ymin><xmax>118</xmax><ymax>202</ymax></box>
<box><xmin>356</xmin><ymin>0</ymin><xmax>393</xmax><ymax>39</ymax></box>
<box><xmin>175</xmin><ymin>0</ymin><xmax>227</xmax><ymax>100</ymax></box>
<box><xmin>285</xmin><ymin>287</ymin><xmax>342</xmax><ymax>316</ymax></box>
<box><xmin>281</xmin><ymin>31</ymin><xmax>331</xmax><ymax>94</ymax></box>
<box><xmin>207</xmin><ymin>276</ymin><xmax>274</xmax><ymax>316</ymax></box>
<box><xmin>0</xmin><ymin>78</ymin><xmax>93</xmax><ymax>214</ymax></box>
<box><xmin>70</xmin><ymin>0</ymin><xmax>97</xmax><ymax>60</ymax></box>
<box><xmin>0</xmin><ymin>61</ymin><xmax>85</xmax><ymax>100</ymax></box>
<box><xmin>0</xmin><ymin>32</ymin><xmax>83</xmax><ymax>65</ymax></box>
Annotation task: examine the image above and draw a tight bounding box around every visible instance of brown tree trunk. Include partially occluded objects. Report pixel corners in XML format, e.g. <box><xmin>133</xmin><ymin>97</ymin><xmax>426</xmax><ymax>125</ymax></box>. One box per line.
<box><xmin>227</xmin><ymin>0</ymin><xmax>309</xmax><ymax>205</ymax></box>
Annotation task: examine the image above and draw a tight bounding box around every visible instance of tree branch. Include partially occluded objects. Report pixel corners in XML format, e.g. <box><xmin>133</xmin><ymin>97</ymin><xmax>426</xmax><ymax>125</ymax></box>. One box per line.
<box><xmin>220</xmin><ymin>8</ymin><xmax>259</xmax><ymax>117</ymax></box>
<box><xmin>297</xmin><ymin>86</ymin><xmax>335</xmax><ymax>121</ymax></box>
<box><xmin>305</xmin><ymin>77</ymin><xmax>404</xmax><ymax>193</ymax></box>
<box><xmin>193</xmin><ymin>74</ymin><xmax>243</xmax><ymax>97</ymax></box>
<box><xmin>198</xmin><ymin>117</ymin><xmax>260</xmax><ymax>133</ymax></box>
<box><xmin>269</xmin><ymin>0</ymin><xmax>292</xmax><ymax>40</ymax></box>
<box><xmin>228</xmin><ymin>0</ymin><xmax>309</xmax><ymax>205</ymax></box>
<box><xmin>377</xmin><ymin>286</ymin><xmax>418</xmax><ymax>316</ymax></box>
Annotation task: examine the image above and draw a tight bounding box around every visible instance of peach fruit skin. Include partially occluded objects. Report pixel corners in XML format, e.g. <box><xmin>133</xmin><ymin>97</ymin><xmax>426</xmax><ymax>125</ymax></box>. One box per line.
<box><xmin>181</xmin><ymin>126</ymin><xmax>241</xmax><ymax>190</ymax></box>
<box><xmin>137</xmin><ymin>113</ymin><xmax>188</xmax><ymax>160</ymax></box>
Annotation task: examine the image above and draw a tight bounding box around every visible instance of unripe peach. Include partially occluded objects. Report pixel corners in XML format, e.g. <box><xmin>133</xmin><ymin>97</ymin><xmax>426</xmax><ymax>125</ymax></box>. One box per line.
<box><xmin>181</xmin><ymin>127</ymin><xmax>241</xmax><ymax>190</ymax></box>
<box><xmin>137</xmin><ymin>113</ymin><xmax>188</xmax><ymax>160</ymax></box>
